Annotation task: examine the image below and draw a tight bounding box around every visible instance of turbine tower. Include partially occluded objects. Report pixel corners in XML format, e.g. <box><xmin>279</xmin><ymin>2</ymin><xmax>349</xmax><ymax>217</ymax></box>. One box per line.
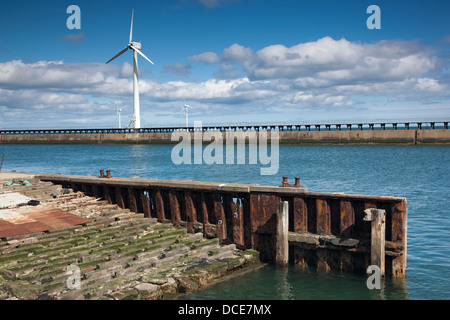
<box><xmin>106</xmin><ymin>9</ymin><xmax>154</xmax><ymax>129</ymax></box>
<box><xmin>180</xmin><ymin>98</ymin><xmax>195</xmax><ymax>131</ymax></box>
<box><xmin>115</xmin><ymin>107</ymin><xmax>122</xmax><ymax>128</ymax></box>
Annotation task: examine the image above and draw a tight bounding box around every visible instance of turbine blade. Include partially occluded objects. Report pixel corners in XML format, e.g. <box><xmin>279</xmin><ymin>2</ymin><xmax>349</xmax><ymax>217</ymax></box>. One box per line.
<box><xmin>106</xmin><ymin>46</ymin><xmax>128</xmax><ymax>64</ymax></box>
<box><xmin>131</xmin><ymin>46</ymin><xmax>154</xmax><ymax>65</ymax></box>
<box><xmin>129</xmin><ymin>9</ymin><xmax>134</xmax><ymax>43</ymax></box>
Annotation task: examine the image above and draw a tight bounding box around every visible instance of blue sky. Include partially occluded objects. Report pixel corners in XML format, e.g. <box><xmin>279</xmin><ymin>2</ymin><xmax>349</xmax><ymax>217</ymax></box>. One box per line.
<box><xmin>0</xmin><ymin>0</ymin><xmax>449</xmax><ymax>128</ymax></box>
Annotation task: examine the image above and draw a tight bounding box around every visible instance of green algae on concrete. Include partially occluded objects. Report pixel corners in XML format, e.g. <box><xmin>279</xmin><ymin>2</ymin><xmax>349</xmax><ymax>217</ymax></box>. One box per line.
<box><xmin>0</xmin><ymin>179</ymin><xmax>263</xmax><ymax>300</ymax></box>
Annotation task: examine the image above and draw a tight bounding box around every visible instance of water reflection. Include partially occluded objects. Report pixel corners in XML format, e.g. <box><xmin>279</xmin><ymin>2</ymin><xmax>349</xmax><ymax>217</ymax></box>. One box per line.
<box><xmin>274</xmin><ymin>266</ymin><xmax>293</xmax><ymax>300</ymax></box>
<box><xmin>182</xmin><ymin>264</ymin><xmax>409</xmax><ymax>300</ymax></box>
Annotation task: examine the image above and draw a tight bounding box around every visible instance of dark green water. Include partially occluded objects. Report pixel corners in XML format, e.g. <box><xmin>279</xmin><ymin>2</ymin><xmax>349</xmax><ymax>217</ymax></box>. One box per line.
<box><xmin>0</xmin><ymin>144</ymin><xmax>449</xmax><ymax>299</ymax></box>
<box><xmin>182</xmin><ymin>264</ymin><xmax>410</xmax><ymax>300</ymax></box>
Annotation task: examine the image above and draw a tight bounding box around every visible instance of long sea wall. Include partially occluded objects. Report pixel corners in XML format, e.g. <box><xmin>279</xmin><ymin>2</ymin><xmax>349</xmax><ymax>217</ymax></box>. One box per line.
<box><xmin>0</xmin><ymin>129</ymin><xmax>449</xmax><ymax>144</ymax></box>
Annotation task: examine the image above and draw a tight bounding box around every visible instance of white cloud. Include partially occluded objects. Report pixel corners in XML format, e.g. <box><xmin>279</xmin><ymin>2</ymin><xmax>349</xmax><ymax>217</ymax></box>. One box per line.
<box><xmin>163</xmin><ymin>62</ymin><xmax>191</xmax><ymax>75</ymax></box>
<box><xmin>415</xmin><ymin>78</ymin><xmax>444</xmax><ymax>92</ymax></box>
<box><xmin>191</xmin><ymin>37</ymin><xmax>438</xmax><ymax>86</ymax></box>
<box><xmin>119</xmin><ymin>62</ymin><xmax>133</xmax><ymax>78</ymax></box>
<box><xmin>188</xmin><ymin>52</ymin><xmax>220</xmax><ymax>64</ymax></box>
<box><xmin>223</xmin><ymin>43</ymin><xmax>253</xmax><ymax>63</ymax></box>
<box><xmin>0</xmin><ymin>60</ymin><xmax>117</xmax><ymax>89</ymax></box>
<box><xmin>197</xmin><ymin>0</ymin><xmax>240</xmax><ymax>8</ymax></box>
<box><xmin>243</xmin><ymin>37</ymin><xmax>437</xmax><ymax>83</ymax></box>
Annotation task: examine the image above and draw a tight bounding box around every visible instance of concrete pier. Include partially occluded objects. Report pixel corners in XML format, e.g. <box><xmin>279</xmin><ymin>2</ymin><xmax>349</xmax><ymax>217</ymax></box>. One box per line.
<box><xmin>1</xmin><ymin>120</ymin><xmax>449</xmax><ymax>144</ymax></box>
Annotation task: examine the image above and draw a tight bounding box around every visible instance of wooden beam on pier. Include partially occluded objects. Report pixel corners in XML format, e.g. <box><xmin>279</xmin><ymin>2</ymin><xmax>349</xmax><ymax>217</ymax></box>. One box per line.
<box><xmin>153</xmin><ymin>190</ymin><xmax>165</xmax><ymax>223</ymax></box>
<box><xmin>276</xmin><ymin>201</ymin><xmax>289</xmax><ymax>265</ymax></box>
<box><xmin>184</xmin><ymin>190</ymin><xmax>197</xmax><ymax>233</ymax></box>
<box><xmin>213</xmin><ymin>193</ymin><xmax>226</xmax><ymax>243</ymax></box>
<box><xmin>364</xmin><ymin>208</ymin><xmax>386</xmax><ymax>276</ymax></box>
<box><xmin>168</xmin><ymin>190</ymin><xmax>181</xmax><ymax>228</ymax></box>
<box><xmin>292</xmin><ymin>197</ymin><xmax>307</xmax><ymax>233</ymax></box>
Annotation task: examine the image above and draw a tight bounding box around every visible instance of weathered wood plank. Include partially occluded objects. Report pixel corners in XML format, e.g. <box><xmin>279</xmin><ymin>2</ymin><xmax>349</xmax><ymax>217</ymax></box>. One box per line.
<box><xmin>103</xmin><ymin>185</ymin><xmax>112</xmax><ymax>204</ymax></box>
<box><xmin>91</xmin><ymin>184</ymin><xmax>101</xmax><ymax>199</ymax></box>
<box><xmin>243</xmin><ymin>195</ymin><xmax>252</xmax><ymax>249</ymax></box>
<box><xmin>168</xmin><ymin>190</ymin><xmax>181</xmax><ymax>228</ymax></box>
<box><xmin>390</xmin><ymin>200</ymin><xmax>407</xmax><ymax>277</ymax></box>
<box><xmin>292</xmin><ymin>197</ymin><xmax>307</xmax><ymax>233</ymax></box>
<box><xmin>250</xmin><ymin>193</ymin><xmax>280</xmax><ymax>234</ymax></box>
<box><xmin>391</xmin><ymin>201</ymin><xmax>406</xmax><ymax>243</ymax></box>
<box><xmin>306</xmin><ymin>197</ymin><xmax>317</xmax><ymax>234</ymax></box>
<box><xmin>184</xmin><ymin>191</ymin><xmax>197</xmax><ymax>233</ymax></box>
<box><xmin>153</xmin><ymin>190</ymin><xmax>165</xmax><ymax>222</ymax></box>
<box><xmin>213</xmin><ymin>193</ymin><xmax>226</xmax><ymax>243</ymax></box>
<box><xmin>364</xmin><ymin>208</ymin><xmax>386</xmax><ymax>276</ymax></box>
<box><xmin>128</xmin><ymin>188</ymin><xmax>138</xmax><ymax>213</ymax></box>
<box><xmin>316</xmin><ymin>249</ymin><xmax>330</xmax><ymax>271</ymax></box>
<box><xmin>340</xmin><ymin>251</ymin><xmax>353</xmax><ymax>273</ymax></box>
<box><xmin>70</xmin><ymin>182</ymin><xmax>78</xmax><ymax>193</ymax></box>
<box><xmin>316</xmin><ymin>198</ymin><xmax>331</xmax><ymax>234</ymax></box>
<box><xmin>225</xmin><ymin>195</ymin><xmax>235</xmax><ymax>242</ymax></box>
<box><xmin>340</xmin><ymin>200</ymin><xmax>354</xmax><ymax>237</ymax></box>
<box><xmin>234</xmin><ymin>198</ymin><xmax>245</xmax><ymax>247</ymax></box>
<box><xmin>200</xmin><ymin>192</ymin><xmax>210</xmax><ymax>237</ymax></box>
<box><xmin>115</xmin><ymin>187</ymin><xmax>125</xmax><ymax>209</ymax></box>
<box><xmin>140</xmin><ymin>193</ymin><xmax>151</xmax><ymax>218</ymax></box>
<box><xmin>276</xmin><ymin>201</ymin><xmax>289</xmax><ymax>265</ymax></box>
<box><xmin>249</xmin><ymin>193</ymin><xmax>280</xmax><ymax>261</ymax></box>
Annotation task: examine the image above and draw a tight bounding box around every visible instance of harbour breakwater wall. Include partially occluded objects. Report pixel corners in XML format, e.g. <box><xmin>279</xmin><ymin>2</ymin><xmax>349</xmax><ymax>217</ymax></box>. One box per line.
<box><xmin>1</xmin><ymin>128</ymin><xmax>449</xmax><ymax>145</ymax></box>
<box><xmin>35</xmin><ymin>172</ymin><xmax>407</xmax><ymax>277</ymax></box>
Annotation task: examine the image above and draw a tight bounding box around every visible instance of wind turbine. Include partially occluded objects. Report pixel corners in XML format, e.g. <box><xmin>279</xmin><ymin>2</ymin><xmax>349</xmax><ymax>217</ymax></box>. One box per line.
<box><xmin>115</xmin><ymin>107</ymin><xmax>122</xmax><ymax>128</ymax></box>
<box><xmin>180</xmin><ymin>98</ymin><xmax>195</xmax><ymax>131</ymax></box>
<box><xmin>106</xmin><ymin>9</ymin><xmax>154</xmax><ymax>129</ymax></box>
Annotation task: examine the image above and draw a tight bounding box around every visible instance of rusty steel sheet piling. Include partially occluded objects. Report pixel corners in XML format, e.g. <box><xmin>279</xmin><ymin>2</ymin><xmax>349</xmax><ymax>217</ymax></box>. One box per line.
<box><xmin>35</xmin><ymin>172</ymin><xmax>408</xmax><ymax>277</ymax></box>
<box><xmin>364</xmin><ymin>208</ymin><xmax>387</xmax><ymax>276</ymax></box>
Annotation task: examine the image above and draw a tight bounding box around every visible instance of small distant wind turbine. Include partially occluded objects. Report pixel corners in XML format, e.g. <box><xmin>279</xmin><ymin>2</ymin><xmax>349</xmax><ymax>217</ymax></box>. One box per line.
<box><xmin>180</xmin><ymin>98</ymin><xmax>195</xmax><ymax>130</ymax></box>
<box><xmin>115</xmin><ymin>107</ymin><xmax>122</xmax><ymax>128</ymax></box>
<box><xmin>126</xmin><ymin>114</ymin><xmax>134</xmax><ymax>129</ymax></box>
<box><xmin>106</xmin><ymin>9</ymin><xmax>154</xmax><ymax>129</ymax></box>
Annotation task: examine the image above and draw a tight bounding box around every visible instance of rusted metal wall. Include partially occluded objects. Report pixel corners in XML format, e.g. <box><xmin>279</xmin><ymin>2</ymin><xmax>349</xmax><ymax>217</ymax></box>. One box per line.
<box><xmin>39</xmin><ymin>173</ymin><xmax>407</xmax><ymax>277</ymax></box>
<box><xmin>285</xmin><ymin>193</ymin><xmax>407</xmax><ymax>277</ymax></box>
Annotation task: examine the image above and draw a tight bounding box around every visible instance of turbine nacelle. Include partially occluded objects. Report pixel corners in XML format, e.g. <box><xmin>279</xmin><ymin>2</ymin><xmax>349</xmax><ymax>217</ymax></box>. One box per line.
<box><xmin>129</xmin><ymin>42</ymin><xmax>141</xmax><ymax>50</ymax></box>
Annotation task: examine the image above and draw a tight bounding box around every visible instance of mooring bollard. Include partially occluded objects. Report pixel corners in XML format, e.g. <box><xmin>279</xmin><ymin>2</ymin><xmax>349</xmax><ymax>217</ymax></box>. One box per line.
<box><xmin>280</xmin><ymin>176</ymin><xmax>289</xmax><ymax>187</ymax></box>
<box><xmin>364</xmin><ymin>208</ymin><xmax>386</xmax><ymax>276</ymax></box>
<box><xmin>276</xmin><ymin>201</ymin><xmax>289</xmax><ymax>266</ymax></box>
<box><xmin>99</xmin><ymin>169</ymin><xmax>104</xmax><ymax>178</ymax></box>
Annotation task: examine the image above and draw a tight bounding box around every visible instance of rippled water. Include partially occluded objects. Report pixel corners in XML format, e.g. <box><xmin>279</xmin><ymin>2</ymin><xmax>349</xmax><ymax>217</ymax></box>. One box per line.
<box><xmin>1</xmin><ymin>144</ymin><xmax>449</xmax><ymax>299</ymax></box>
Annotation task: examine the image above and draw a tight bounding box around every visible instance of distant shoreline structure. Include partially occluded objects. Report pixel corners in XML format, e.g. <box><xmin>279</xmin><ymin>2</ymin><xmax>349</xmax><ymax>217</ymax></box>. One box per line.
<box><xmin>0</xmin><ymin>118</ymin><xmax>449</xmax><ymax>145</ymax></box>
<box><xmin>1</xmin><ymin>118</ymin><xmax>449</xmax><ymax>132</ymax></box>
